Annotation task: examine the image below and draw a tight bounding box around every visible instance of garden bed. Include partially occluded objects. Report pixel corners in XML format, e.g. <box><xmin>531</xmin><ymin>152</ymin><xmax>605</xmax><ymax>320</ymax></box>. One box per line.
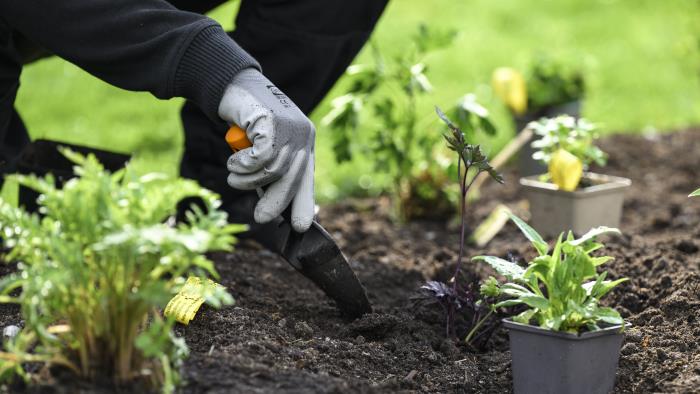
<box><xmin>3</xmin><ymin>129</ymin><xmax>700</xmax><ymax>393</ymax></box>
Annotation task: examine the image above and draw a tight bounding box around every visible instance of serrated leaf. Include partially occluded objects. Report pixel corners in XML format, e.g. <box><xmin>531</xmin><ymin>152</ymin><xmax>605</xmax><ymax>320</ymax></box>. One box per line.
<box><xmin>436</xmin><ymin>106</ymin><xmax>458</xmax><ymax>130</ymax></box>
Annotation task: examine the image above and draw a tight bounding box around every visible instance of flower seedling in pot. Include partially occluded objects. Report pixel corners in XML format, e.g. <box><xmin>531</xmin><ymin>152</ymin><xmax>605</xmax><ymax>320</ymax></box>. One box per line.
<box><xmin>530</xmin><ymin>115</ymin><xmax>606</xmax><ymax>191</ymax></box>
<box><xmin>474</xmin><ymin>214</ymin><xmax>628</xmax><ymax>394</ymax></box>
<box><xmin>0</xmin><ymin>149</ymin><xmax>241</xmax><ymax>392</ymax></box>
<box><xmin>520</xmin><ymin>115</ymin><xmax>631</xmax><ymax>237</ymax></box>
<box><xmin>413</xmin><ymin>107</ymin><xmax>506</xmax><ymax>349</ymax></box>
<box><xmin>492</xmin><ymin>54</ymin><xmax>586</xmax><ymax>176</ymax></box>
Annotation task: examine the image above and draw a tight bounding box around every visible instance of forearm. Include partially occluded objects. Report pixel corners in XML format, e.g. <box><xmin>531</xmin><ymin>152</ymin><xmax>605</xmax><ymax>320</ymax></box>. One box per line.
<box><xmin>0</xmin><ymin>0</ymin><xmax>259</xmax><ymax>120</ymax></box>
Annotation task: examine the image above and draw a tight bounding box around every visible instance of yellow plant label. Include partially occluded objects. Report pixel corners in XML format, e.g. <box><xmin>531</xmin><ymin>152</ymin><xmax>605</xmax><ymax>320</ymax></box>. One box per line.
<box><xmin>164</xmin><ymin>277</ymin><xmax>224</xmax><ymax>325</ymax></box>
<box><xmin>491</xmin><ymin>67</ymin><xmax>528</xmax><ymax>115</ymax></box>
<box><xmin>549</xmin><ymin>149</ymin><xmax>583</xmax><ymax>191</ymax></box>
<box><xmin>471</xmin><ymin>204</ymin><xmax>512</xmax><ymax>247</ymax></box>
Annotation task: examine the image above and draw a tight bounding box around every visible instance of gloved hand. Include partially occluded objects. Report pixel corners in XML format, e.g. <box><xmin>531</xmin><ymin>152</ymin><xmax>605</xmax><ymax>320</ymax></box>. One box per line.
<box><xmin>219</xmin><ymin>68</ymin><xmax>315</xmax><ymax>232</ymax></box>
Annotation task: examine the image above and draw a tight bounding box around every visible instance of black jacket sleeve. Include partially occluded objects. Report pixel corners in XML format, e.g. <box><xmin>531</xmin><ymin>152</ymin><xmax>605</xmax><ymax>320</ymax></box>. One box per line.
<box><xmin>0</xmin><ymin>0</ymin><xmax>260</xmax><ymax>121</ymax></box>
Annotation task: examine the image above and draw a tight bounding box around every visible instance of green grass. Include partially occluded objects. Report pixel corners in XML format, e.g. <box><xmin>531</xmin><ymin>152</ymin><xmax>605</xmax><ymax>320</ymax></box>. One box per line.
<box><xmin>11</xmin><ymin>0</ymin><xmax>700</xmax><ymax>203</ymax></box>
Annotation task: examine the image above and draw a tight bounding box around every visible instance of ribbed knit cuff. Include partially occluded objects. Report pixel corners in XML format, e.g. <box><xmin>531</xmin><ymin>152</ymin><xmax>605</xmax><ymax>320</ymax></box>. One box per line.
<box><xmin>174</xmin><ymin>24</ymin><xmax>261</xmax><ymax>122</ymax></box>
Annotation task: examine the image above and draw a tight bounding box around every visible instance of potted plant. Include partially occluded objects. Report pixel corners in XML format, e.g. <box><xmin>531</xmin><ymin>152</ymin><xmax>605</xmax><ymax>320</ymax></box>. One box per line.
<box><xmin>473</xmin><ymin>214</ymin><xmax>629</xmax><ymax>394</ymax></box>
<box><xmin>520</xmin><ymin>115</ymin><xmax>631</xmax><ymax>237</ymax></box>
<box><xmin>492</xmin><ymin>54</ymin><xmax>586</xmax><ymax>176</ymax></box>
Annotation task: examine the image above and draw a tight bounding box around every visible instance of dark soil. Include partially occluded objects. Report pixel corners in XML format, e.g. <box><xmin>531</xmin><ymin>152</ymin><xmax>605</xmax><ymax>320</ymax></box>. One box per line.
<box><xmin>3</xmin><ymin>129</ymin><xmax>700</xmax><ymax>393</ymax></box>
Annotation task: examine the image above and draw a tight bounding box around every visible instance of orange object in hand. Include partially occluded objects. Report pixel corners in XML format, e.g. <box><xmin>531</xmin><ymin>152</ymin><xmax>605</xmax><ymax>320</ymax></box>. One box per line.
<box><xmin>225</xmin><ymin>125</ymin><xmax>253</xmax><ymax>152</ymax></box>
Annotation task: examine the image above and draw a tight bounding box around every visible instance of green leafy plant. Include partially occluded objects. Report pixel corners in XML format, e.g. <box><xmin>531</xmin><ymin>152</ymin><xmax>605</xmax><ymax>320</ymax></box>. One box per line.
<box><xmin>529</xmin><ymin>115</ymin><xmax>607</xmax><ymax>191</ymax></box>
<box><xmin>529</xmin><ymin>115</ymin><xmax>606</xmax><ymax>167</ymax></box>
<box><xmin>690</xmin><ymin>188</ymin><xmax>700</xmax><ymax>197</ymax></box>
<box><xmin>473</xmin><ymin>214</ymin><xmax>627</xmax><ymax>333</ymax></box>
<box><xmin>414</xmin><ymin>107</ymin><xmax>504</xmax><ymax>345</ymax></box>
<box><xmin>525</xmin><ymin>54</ymin><xmax>585</xmax><ymax>115</ymax></box>
<box><xmin>322</xmin><ymin>25</ymin><xmax>496</xmax><ymax>219</ymax></box>
<box><xmin>0</xmin><ymin>149</ymin><xmax>241</xmax><ymax>392</ymax></box>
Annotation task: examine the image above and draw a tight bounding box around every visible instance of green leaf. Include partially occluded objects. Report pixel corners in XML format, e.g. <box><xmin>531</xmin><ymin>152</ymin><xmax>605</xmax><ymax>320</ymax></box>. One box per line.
<box><xmin>458</xmin><ymin>93</ymin><xmax>489</xmax><ymax>118</ymax></box>
<box><xmin>513</xmin><ymin>309</ymin><xmax>537</xmax><ymax>324</ymax></box>
<box><xmin>518</xmin><ymin>295</ymin><xmax>549</xmax><ymax>310</ymax></box>
<box><xmin>690</xmin><ymin>188</ymin><xmax>700</xmax><ymax>197</ymax></box>
<box><xmin>594</xmin><ymin>307</ymin><xmax>624</xmax><ymax>325</ymax></box>
<box><xmin>495</xmin><ymin>299</ymin><xmax>525</xmax><ymax>308</ymax></box>
<box><xmin>508</xmin><ymin>213</ymin><xmax>549</xmax><ymax>255</ymax></box>
<box><xmin>584</xmin><ymin>276</ymin><xmax>628</xmax><ymax>298</ymax></box>
<box><xmin>472</xmin><ymin>256</ymin><xmax>525</xmax><ymax>281</ymax></box>
<box><xmin>479</xmin><ymin>116</ymin><xmax>497</xmax><ymax>136</ymax></box>
<box><xmin>570</xmin><ymin>226</ymin><xmax>621</xmax><ymax>246</ymax></box>
<box><xmin>499</xmin><ymin>284</ymin><xmax>550</xmax><ymax>310</ymax></box>
<box><xmin>436</xmin><ymin>106</ymin><xmax>458</xmax><ymax>130</ymax></box>
<box><xmin>590</xmin><ymin>256</ymin><xmax>614</xmax><ymax>266</ymax></box>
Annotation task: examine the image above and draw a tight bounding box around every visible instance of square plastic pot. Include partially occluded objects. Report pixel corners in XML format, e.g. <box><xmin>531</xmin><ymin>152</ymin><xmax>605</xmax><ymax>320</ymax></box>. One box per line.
<box><xmin>515</xmin><ymin>100</ymin><xmax>581</xmax><ymax>177</ymax></box>
<box><xmin>520</xmin><ymin>172</ymin><xmax>631</xmax><ymax>237</ymax></box>
<box><xmin>503</xmin><ymin>320</ymin><xmax>628</xmax><ymax>394</ymax></box>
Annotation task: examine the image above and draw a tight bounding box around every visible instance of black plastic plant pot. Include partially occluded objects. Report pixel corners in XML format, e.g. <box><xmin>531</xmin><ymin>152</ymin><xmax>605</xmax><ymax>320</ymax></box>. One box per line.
<box><xmin>515</xmin><ymin>100</ymin><xmax>582</xmax><ymax>177</ymax></box>
<box><xmin>520</xmin><ymin>172</ymin><xmax>631</xmax><ymax>238</ymax></box>
<box><xmin>503</xmin><ymin>319</ymin><xmax>628</xmax><ymax>394</ymax></box>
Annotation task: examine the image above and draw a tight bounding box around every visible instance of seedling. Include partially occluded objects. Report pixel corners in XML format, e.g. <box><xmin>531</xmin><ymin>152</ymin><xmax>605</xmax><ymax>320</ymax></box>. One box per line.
<box><xmin>0</xmin><ymin>149</ymin><xmax>241</xmax><ymax>392</ymax></box>
<box><xmin>492</xmin><ymin>55</ymin><xmax>585</xmax><ymax>117</ymax></box>
<box><xmin>529</xmin><ymin>115</ymin><xmax>606</xmax><ymax>191</ymax></box>
<box><xmin>474</xmin><ymin>214</ymin><xmax>626</xmax><ymax>333</ymax></box>
<box><xmin>322</xmin><ymin>25</ymin><xmax>496</xmax><ymax>219</ymax></box>
<box><xmin>414</xmin><ymin>108</ymin><xmax>503</xmax><ymax>344</ymax></box>
<box><xmin>525</xmin><ymin>54</ymin><xmax>585</xmax><ymax>115</ymax></box>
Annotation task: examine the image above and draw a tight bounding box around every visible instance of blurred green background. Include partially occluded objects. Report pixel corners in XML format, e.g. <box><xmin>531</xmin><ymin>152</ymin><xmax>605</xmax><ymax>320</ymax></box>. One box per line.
<box><xmin>12</xmin><ymin>0</ymin><xmax>700</xmax><ymax>202</ymax></box>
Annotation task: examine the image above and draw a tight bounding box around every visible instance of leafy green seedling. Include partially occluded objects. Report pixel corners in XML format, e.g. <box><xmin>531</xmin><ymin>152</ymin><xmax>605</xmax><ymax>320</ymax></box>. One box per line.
<box><xmin>473</xmin><ymin>214</ymin><xmax>627</xmax><ymax>333</ymax></box>
<box><xmin>529</xmin><ymin>115</ymin><xmax>606</xmax><ymax>191</ymax></box>
<box><xmin>414</xmin><ymin>108</ymin><xmax>503</xmax><ymax>344</ymax></box>
<box><xmin>0</xmin><ymin>149</ymin><xmax>242</xmax><ymax>391</ymax></box>
<box><xmin>525</xmin><ymin>53</ymin><xmax>585</xmax><ymax>115</ymax></box>
<box><xmin>322</xmin><ymin>24</ymin><xmax>496</xmax><ymax>219</ymax></box>
<box><xmin>530</xmin><ymin>115</ymin><xmax>606</xmax><ymax>168</ymax></box>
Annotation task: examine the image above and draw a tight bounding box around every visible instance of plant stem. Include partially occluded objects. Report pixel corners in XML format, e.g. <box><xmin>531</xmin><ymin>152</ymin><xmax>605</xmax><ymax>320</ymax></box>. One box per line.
<box><xmin>452</xmin><ymin>164</ymin><xmax>477</xmax><ymax>293</ymax></box>
<box><xmin>465</xmin><ymin>309</ymin><xmax>494</xmax><ymax>345</ymax></box>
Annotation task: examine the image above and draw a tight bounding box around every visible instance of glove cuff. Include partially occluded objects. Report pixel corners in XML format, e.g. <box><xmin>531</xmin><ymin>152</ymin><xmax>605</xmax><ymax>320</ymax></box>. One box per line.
<box><xmin>174</xmin><ymin>24</ymin><xmax>261</xmax><ymax>123</ymax></box>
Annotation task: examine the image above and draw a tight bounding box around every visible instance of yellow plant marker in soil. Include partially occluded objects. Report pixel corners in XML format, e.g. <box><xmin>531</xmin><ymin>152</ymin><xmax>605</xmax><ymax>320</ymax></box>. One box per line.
<box><xmin>491</xmin><ymin>67</ymin><xmax>528</xmax><ymax>115</ymax></box>
<box><xmin>471</xmin><ymin>204</ymin><xmax>512</xmax><ymax>247</ymax></box>
<box><xmin>471</xmin><ymin>201</ymin><xmax>529</xmax><ymax>247</ymax></box>
<box><xmin>549</xmin><ymin>149</ymin><xmax>583</xmax><ymax>191</ymax></box>
<box><xmin>164</xmin><ymin>277</ymin><xmax>224</xmax><ymax>325</ymax></box>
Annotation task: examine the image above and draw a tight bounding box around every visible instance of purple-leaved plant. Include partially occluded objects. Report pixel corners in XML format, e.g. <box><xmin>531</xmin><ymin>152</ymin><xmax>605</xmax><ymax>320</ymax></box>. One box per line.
<box><xmin>414</xmin><ymin>105</ymin><xmax>504</xmax><ymax>343</ymax></box>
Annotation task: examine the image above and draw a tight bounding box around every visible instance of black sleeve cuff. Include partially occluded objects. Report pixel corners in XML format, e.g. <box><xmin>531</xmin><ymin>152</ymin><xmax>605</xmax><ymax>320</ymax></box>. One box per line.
<box><xmin>173</xmin><ymin>24</ymin><xmax>261</xmax><ymax>122</ymax></box>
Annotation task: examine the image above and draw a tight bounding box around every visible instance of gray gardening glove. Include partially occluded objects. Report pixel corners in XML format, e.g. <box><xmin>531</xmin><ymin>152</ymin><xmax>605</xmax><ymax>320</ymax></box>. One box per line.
<box><xmin>219</xmin><ymin>68</ymin><xmax>315</xmax><ymax>232</ymax></box>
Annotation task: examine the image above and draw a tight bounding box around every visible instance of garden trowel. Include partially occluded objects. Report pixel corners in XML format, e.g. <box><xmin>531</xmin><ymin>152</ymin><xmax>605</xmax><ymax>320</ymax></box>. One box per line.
<box><xmin>226</xmin><ymin>126</ymin><xmax>372</xmax><ymax>319</ymax></box>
